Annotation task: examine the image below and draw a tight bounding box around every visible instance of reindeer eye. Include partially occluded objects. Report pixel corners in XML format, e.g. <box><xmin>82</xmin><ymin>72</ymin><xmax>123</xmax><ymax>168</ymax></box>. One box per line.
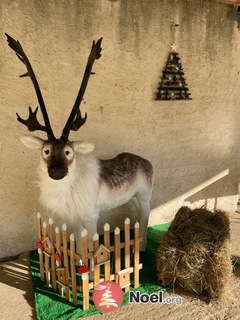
<box><xmin>64</xmin><ymin>146</ymin><xmax>73</xmax><ymax>159</ymax></box>
<box><xmin>44</xmin><ymin>150</ymin><xmax>50</xmax><ymax>155</ymax></box>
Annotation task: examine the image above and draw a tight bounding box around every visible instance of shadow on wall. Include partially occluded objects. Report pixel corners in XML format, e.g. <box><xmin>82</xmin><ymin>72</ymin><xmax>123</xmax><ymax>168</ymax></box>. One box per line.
<box><xmin>150</xmin><ymin>162</ymin><xmax>238</xmax><ymax>225</ymax></box>
<box><xmin>185</xmin><ymin>167</ymin><xmax>236</xmax><ymax>210</ymax></box>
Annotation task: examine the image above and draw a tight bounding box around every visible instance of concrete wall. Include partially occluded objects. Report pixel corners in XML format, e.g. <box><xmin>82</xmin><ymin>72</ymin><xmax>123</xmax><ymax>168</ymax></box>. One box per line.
<box><xmin>0</xmin><ymin>0</ymin><xmax>239</xmax><ymax>258</ymax></box>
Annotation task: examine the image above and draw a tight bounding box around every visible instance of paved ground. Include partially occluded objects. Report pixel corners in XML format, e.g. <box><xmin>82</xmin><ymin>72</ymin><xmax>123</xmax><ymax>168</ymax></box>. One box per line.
<box><xmin>0</xmin><ymin>211</ymin><xmax>240</xmax><ymax>320</ymax></box>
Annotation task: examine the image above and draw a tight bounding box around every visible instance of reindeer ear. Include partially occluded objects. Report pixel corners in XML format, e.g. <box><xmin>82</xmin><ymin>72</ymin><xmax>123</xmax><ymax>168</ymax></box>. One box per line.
<box><xmin>73</xmin><ymin>141</ymin><xmax>94</xmax><ymax>154</ymax></box>
<box><xmin>20</xmin><ymin>135</ymin><xmax>44</xmax><ymax>149</ymax></box>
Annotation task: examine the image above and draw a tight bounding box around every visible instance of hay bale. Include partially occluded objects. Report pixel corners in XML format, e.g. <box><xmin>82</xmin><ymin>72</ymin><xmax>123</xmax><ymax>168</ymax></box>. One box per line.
<box><xmin>157</xmin><ymin>206</ymin><xmax>232</xmax><ymax>301</ymax></box>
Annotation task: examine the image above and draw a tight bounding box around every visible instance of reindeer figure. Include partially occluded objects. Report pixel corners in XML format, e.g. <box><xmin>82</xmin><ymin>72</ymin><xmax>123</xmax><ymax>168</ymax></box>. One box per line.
<box><xmin>6</xmin><ymin>34</ymin><xmax>154</xmax><ymax>253</ymax></box>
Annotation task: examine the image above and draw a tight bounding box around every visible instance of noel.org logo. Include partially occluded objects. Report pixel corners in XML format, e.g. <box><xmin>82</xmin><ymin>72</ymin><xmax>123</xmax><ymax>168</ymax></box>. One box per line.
<box><xmin>93</xmin><ymin>281</ymin><xmax>123</xmax><ymax>313</ymax></box>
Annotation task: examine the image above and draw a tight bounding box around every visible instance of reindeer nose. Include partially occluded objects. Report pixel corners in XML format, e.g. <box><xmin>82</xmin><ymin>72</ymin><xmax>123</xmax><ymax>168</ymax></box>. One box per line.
<box><xmin>48</xmin><ymin>168</ymin><xmax>67</xmax><ymax>180</ymax></box>
<box><xmin>48</xmin><ymin>160</ymin><xmax>68</xmax><ymax>180</ymax></box>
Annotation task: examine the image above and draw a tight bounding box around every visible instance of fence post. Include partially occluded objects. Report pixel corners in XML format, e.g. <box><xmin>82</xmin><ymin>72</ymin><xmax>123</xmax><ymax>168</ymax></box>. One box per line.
<box><xmin>124</xmin><ymin>218</ymin><xmax>130</xmax><ymax>292</ymax></box>
<box><xmin>114</xmin><ymin>227</ymin><xmax>121</xmax><ymax>283</ymax></box>
<box><xmin>62</xmin><ymin>224</ymin><xmax>70</xmax><ymax>301</ymax></box>
<box><xmin>81</xmin><ymin>229</ymin><xmax>89</xmax><ymax>310</ymax></box>
<box><xmin>134</xmin><ymin>222</ymin><xmax>140</xmax><ymax>288</ymax></box>
<box><xmin>104</xmin><ymin>223</ymin><xmax>111</xmax><ymax>281</ymax></box>
<box><xmin>93</xmin><ymin>233</ymin><xmax>100</xmax><ymax>284</ymax></box>
<box><xmin>70</xmin><ymin>233</ymin><xmax>78</xmax><ymax>306</ymax></box>
<box><xmin>37</xmin><ymin>213</ymin><xmax>44</xmax><ymax>281</ymax></box>
<box><xmin>37</xmin><ymin>212</ymin><xmax>42</xmax><ymax>241</ymax></box>
<box><xmin>49</xmin><ymin>218</ymin><xmax>56</xmax><ymax>291</ymax></box>
<box><xmin>55</xmin><ymin>227</ymin><xmax>61</xmax><ymax>267</ymax></box>
<box><xmin>55</xmin><ymin>226</ymin><xmax>62</xmax><ymax>295</ymax></box>
<box><xmin>43</xmin><ymin>221</ymin><xmax>50</xmax><ymax>285</ymax></box>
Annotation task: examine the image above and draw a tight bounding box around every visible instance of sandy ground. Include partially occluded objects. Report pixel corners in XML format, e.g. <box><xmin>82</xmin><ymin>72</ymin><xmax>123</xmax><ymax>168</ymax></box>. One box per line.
<box><xmin>0</xmin><ymin>211</ymin><xmax>240</xmax><ymax>320</ymax></box>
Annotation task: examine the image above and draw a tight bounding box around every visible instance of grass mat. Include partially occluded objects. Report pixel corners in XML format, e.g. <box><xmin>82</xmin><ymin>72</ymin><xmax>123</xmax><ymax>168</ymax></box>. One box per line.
<box><xmin>30</xmin><ymin>223</ymin><xmax>170</xmax><ymax>319</ymax></box>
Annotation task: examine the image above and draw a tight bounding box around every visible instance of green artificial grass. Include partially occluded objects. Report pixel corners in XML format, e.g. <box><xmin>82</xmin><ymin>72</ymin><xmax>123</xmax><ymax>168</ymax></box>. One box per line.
<box><xmin>30</xmin><ymin>223</ymin><xmax>170</xmax><ymax>320</ymax></box>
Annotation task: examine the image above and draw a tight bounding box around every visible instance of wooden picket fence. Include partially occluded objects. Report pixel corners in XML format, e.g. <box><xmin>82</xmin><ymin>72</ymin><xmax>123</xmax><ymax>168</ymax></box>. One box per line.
<box><xmin>36</xmin><ymin>213</ymin><xmax>143</xmax><ymax>310</ymax></box>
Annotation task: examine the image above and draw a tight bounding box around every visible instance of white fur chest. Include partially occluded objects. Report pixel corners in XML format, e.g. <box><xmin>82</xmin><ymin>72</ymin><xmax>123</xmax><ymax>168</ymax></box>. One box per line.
<box><xmin>38</xmin><ymin>153</ymin><xmax>100</xmax><ymax>224</ymax></box>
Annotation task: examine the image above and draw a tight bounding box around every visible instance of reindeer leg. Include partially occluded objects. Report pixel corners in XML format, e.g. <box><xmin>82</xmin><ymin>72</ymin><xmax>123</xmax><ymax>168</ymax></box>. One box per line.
<box><xmin>73</xmin><ymin>223</ymin><xmax>84</xmax><ymax>265</ymax></box>
<box><xmin>84</xmin><ymin>219</ymin><xmax>98</xmax><ymax>281</ymax></box>
<box><xmin>135</xmin><ymin>196</ymin><xmax>151</xmax><ymax>252</ymax></box>
<box><xmin>131</xmin><ymin>196</ymin><xmax>140</xmax><ymax>212</ymax></box>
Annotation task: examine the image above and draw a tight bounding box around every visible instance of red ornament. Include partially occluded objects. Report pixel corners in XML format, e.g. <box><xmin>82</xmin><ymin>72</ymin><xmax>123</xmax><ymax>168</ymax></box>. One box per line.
<box><xmin>54</xmin><ymin>252</ymin><xmax>61</xmax><ymax>261</ymax></box>
<box><xmin>130</xmin><ymin>244</ymin><xmax>135</xmax><ymax>249</ymax></box>
<box><xmin>36</xmin><ymin>241</ymin><xmax>43</xmax><ymax>249</ymax></box>
<box><xmin>78</xmin><ymin>265</ymin><xmax>89</xmax><ymax>274</ymax></box>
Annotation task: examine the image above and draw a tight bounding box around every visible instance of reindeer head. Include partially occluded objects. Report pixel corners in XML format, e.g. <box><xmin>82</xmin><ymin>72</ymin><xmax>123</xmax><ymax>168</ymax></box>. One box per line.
<box><xmin>6</xmin><ymin>34</ymin><xmax>102</xmax><ymax>180</ymax></box>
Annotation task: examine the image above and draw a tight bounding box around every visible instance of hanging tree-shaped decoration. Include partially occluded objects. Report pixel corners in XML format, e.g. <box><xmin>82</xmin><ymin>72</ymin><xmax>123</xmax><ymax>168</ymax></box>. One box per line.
<box><xmin>155</xmin><ymin>24</ymin><xmax>192</xmax><ymax>101</ymax></box>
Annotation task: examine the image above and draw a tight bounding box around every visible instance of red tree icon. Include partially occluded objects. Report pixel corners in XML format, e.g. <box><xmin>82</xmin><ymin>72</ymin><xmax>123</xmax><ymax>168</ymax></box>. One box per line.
<box><xmin>93</xmin><ymin>281</ymin><xmax>123</xmax><ymax>313</ymax></box>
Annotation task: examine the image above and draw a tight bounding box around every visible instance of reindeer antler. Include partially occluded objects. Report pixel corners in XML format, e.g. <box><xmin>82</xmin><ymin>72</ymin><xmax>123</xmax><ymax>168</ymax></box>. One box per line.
<box><xmin>60</xmin><ymin>37</ymin><xmax>103</xmax><ymax>141</ymax></box>
<box><xmin>6</xmin><ymin>33</ymin><xmax>56</xmax><ymax>140</ymax></box>
<box><xmin>6</xmin><ymin>34</ymin><xmax>103</xmax><ymax>141</ymax></box>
